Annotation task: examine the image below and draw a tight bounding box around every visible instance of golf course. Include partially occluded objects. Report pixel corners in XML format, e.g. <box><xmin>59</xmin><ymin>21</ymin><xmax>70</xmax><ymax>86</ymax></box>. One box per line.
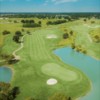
<box><xmin>0</xmin><ymin>14</ymin><xmax>100</xmax><ymax>100</ymax></box>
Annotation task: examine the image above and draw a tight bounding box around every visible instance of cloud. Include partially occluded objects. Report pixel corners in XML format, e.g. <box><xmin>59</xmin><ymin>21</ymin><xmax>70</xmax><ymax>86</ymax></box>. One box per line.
<box><xmin>52</xmin><ymin>0</ymin><xmax>78</xmax><ymax>4</ymax></box>
<box><xmin>44</xmin><ymin>0</ymin><xmax>78</xmax><ymax>5</ymax></box>
<box><xmin>44</xmin><ymin>0</ymin><xmax>49</xmax><ymax>5</ymax></box>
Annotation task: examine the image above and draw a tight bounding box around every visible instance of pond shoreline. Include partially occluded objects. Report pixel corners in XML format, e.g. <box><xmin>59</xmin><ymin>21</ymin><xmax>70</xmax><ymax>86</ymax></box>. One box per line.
<box><xmin>54</xmin><ymin>47</ymin><xmax>100</xmax><ymax>100</ymax></box>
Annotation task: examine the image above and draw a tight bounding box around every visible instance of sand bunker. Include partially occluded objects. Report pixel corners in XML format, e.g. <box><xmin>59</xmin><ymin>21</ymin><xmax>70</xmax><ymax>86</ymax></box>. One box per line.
<box><xmin>46</xmin><ymin>34</ymin><xmax>57</xmax><ymax>39</ymax></box>
<box><xmin>47</xmin><ymin>78</ymin><xmax>57</xmax><ymax>85</ymax></box>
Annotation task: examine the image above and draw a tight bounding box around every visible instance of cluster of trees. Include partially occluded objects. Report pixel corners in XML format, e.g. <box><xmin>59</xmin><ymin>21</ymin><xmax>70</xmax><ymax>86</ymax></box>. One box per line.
<box><xmin>71</xmin><ymin>44</ymin><xmax>87</xmax><ymax>54</ymax></box>
<box><xmin>13</xmin><ymin>31</ymin><xmax>23</xmax><ymax>43</ymax></box>
<box><xmin>21</xmin><ymin>19</ymin><xmax>41</xmax><ymax>28</ymax></box>
<box><xmin>89</xmin><ymin>28</ymin><xmax>100</xmax><ymax>43</ymax></box>
<box><xmin>2</xmin><ymin>30</ymin><xmax>11</xmax><ymax>35</ymax></box>
<box><xmin>63</xmin><ymin>31</ymin><xmax>74</xmax><ymax>39</ymax></box>
<box><xmin>21</xmin><ymin>20</ymin><xmax>35</xmax><ymax>23</ymax></box>
<box><xmin>93</xmin><ymin>35</ymin><xmax>100</xmax><ymax>43</ymax></box>
<box><xmin>47</xmin><ymin>20</ymin><xmax>67</xmax><ymax>25</ymax></box>
<box><xmin>0</xmin><ymin>82</ymin><xmax>20</xmax><ymax>100</ymax></box>
<box><xmin>83</xmin><ymin>18</ymin><xmax>96</xmax><ymax>24</ymax></box>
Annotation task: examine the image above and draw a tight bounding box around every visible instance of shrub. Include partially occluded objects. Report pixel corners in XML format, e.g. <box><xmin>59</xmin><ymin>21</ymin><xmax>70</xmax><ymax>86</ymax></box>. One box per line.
<box><xmin>63</xmin><ymin>33</ymin><xmax>69</xmax><ymax>39</ymax></box>
<box><xmin>2</xmin><ymin>30</ymin><xmax>11</xmax><ymax>35</ymax></box>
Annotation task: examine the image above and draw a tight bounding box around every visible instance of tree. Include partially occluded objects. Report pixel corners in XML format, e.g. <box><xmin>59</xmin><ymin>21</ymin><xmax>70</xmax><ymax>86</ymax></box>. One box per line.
<box><xmin>14</xmin><ymin>20</ymin><xmax>18</xmax><ymax>23</ymax></box>
<box><xmin>46</xmin><ymin>20</ymin><xmax>66</xmax><ymax>25</ymax></box>
<box><xmin>82</xmin><ymin>50</ymin><xmax>87</xmax><ymax>54</ymax></box>
<box><xmin>29</xmin><ymin>20</ymin><xmax>35</xmax><ymax>23</ymax></box>
<box><xmin>13</xmin><ymin>35</ymin><xmax>20</xmax><ymax>43</ymax></box>
<box><xmin>15</xmin><ymin>31</ymin><xmax>22</xmax><ymax>36</ymax></box>
<box><xmin>21</xmin><ymin>20</ymin><xmax>26</xmax><ymax>23</ymax></box>
<box><xmin>94</xmin><ymin>35</ymin><xmax>100</xmax><ymax>42</ymax></box>
<box><xmin>71</xmin><ymin>43</ymin><xmax>76</xmax><ymax>49</ymax></box>
<box><xmin>27</xmin><ymin>31</ymin><xmax>31</xmax><ymax>35</ymax></box>
<box><xmin>70</xmin><ymin>31</ymin><xmax>73</xmax><ymax>35</ymax></box>
<box><xmin>8</xmin><ymin>59</ymin><xmax>19</xmax><ymax>64</ymax></box>
<box><xmin>83</xmin><ymin>19</ymin><xmax>87</xmax><ymax>22</ymax></box>
<box><xmin>23</xmin><ymin>23</ymin><xmax>41</xmax><ymax>28</ymax></box>
<box><xmin>21</xmin><ymin>29</ymin><xmax>25</xmax><ymax>32</ymax></box>
<box><xmin>68</xmin><ymin>97</ymin><xmax>72</xmax><ymax>100</ymax></box>
<box><xmin>63</xmin><ymin>33</ymin><xmax>69</xmax><ymax>39</ymax></box>
<box><xmin>2</xmin><ymin>30</ymin><xmax>11</xmax><ymax>35</ymax></box>
<box><xmin>13</xmin><ymin>31</ymin><xmax>23</xmax><ymax>43</ymax></box>
<box><xmin>9</xmin><ymin>87</ymin><xmax>20</xmax><ymax>99</ymax></box>
<box><xmin>0</xmin><ymin>82</ymin><xmax>20</xmax><ymax>100</ymax></box>
<box><xmin>38</xmin><ymin>21</ymin><xmax>41</xmax><ymax>25</ymax></box>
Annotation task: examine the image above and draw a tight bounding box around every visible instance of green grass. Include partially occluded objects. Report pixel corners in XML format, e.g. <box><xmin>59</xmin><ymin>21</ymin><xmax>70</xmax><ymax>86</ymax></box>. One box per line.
<box><xmin>69</xmin><ymin>21</ymin><xmax>100</xmax><ymax>59</ymax></box>
<box><xmin>42</xmin><ymin>63</ymin><xmax>78</xmax><ymax>81</ymax></box>
<box><xmin>0</xmin><ymin>18</ymin><xmax>99</xmax><ymax>100</ymax></box>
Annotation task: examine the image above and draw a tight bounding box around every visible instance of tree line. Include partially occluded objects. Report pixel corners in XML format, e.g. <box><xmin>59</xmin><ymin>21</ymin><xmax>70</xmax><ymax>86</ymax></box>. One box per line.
<box><xmin>21</xmin><ymin>19</ymin><xmax>41</xmax><ymax>28</ymax></box>
<box><xmin>47</xmin><ymin>20</ymin><xmax>67</xmax><ymax>25</ymax></box>
<box><xmin>1</xmin><ymin>13</ymin><xmax>100</xmax><ymax>19</ymax></box>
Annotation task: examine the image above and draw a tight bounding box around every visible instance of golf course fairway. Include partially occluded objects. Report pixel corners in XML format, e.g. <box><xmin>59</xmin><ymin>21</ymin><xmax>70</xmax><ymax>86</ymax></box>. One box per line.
<box><xmin>1</xmin><ymin>18</ymin><xmax>99</xmax><ymax>100</ymax></box>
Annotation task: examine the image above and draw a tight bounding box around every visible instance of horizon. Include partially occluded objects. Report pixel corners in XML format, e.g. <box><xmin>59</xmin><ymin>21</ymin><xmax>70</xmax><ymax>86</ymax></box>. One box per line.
<box><xmin>0</xmin><ymin>12</ymin><xmax>100</xmax><ymax>14</ymax></box>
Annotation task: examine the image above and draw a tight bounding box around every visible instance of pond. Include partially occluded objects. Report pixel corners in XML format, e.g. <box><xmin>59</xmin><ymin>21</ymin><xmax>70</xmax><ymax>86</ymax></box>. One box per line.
<box><xmin>0</xmin><ymin>67</ymin><xmax>12</xmax><ymax>83</ymax></box>
<box><xmin>54</xmin><ymin>47</ymin><xmax>100</xmax><ymax>100</ymax></box>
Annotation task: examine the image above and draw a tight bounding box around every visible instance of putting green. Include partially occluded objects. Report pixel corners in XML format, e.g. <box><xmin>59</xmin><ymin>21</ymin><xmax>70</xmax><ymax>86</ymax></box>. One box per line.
<box><xmin>42</xmin><ymin>63</ymin><xmax>78</xmax><ymax>81</ymax></box>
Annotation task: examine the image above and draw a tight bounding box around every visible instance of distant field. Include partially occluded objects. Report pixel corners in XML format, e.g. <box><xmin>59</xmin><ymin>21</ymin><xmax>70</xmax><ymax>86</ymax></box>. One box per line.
<box><xmin>0</xmin><ymin>18</ymin><xmax>100</xmax><ymax>100</ymax></box>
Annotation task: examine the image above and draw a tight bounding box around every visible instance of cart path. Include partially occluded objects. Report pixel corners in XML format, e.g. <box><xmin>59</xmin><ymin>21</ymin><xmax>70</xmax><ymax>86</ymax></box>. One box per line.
<box><xmin>12</xmin><ymin>35</ymin><xmax>26</xmax><ymax>60</ymax></box>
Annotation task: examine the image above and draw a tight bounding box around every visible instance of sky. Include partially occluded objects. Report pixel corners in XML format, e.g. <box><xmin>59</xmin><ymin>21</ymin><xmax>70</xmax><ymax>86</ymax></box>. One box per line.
<box><xmin>0</xmin><ymin>0</ymin><xmax>100</xmax><ymax>12</ymax></box>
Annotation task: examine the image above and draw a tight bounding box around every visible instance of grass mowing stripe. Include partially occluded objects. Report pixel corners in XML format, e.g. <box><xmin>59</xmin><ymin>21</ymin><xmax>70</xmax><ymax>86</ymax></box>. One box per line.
<box><xmin>36</xmin><ymin>32</ymin><xmax>52</xmax><ymax>60</ymax></box>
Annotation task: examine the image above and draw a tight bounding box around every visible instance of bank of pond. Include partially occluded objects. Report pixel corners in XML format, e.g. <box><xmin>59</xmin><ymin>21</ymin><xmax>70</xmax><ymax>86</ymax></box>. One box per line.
<box><xmin>54</xmin><ymin>47</ymin><xmax>100</xmax><ymax>100</ymax></box>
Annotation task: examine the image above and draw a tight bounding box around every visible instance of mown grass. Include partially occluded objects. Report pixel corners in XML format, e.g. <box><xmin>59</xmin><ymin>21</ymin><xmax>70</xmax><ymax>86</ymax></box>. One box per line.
<box><xmin>0</xmin><ymin>18</ymin><xmax>99</xmax><ymax>100</ymax></box>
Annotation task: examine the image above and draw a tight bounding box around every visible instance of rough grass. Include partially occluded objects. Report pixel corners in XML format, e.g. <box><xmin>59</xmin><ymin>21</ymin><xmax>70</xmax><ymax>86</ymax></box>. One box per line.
<box><xmin>0</xmin><ymin>34</ymin><xmax>3</xmax><ymax>47</ymax></box>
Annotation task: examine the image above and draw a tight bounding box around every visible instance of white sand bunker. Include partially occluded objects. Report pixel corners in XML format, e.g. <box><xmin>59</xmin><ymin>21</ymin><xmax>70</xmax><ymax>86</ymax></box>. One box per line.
<box><xmin>47</xmin><ymin>78</ymin><xmax>58</xmax><ymax>85</ymax></box>
<box><xmin>46</xmin><ymin>34</ymin><xmax>57</xmax><ymax>39</ymax></box>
